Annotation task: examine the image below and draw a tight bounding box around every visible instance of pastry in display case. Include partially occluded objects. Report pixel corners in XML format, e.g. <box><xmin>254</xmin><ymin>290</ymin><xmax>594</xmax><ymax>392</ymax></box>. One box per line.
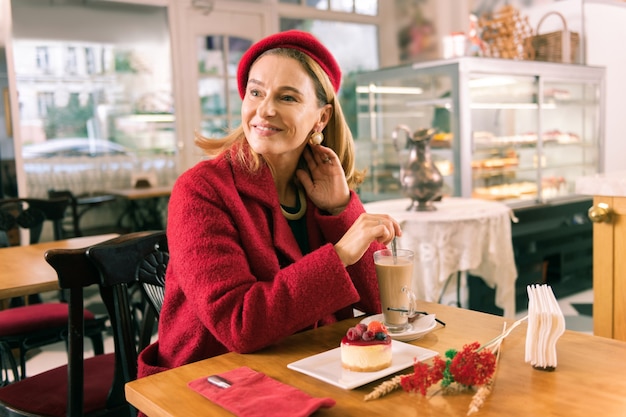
<box><xmin>354</xmin><ymin>57</ymin><xmax>605</xmax><ymax>208</ymax></box>
<box><xmin>431</xmin><ymin>132</ymin><xmax>453</xmax><ymax>148</ymax></box>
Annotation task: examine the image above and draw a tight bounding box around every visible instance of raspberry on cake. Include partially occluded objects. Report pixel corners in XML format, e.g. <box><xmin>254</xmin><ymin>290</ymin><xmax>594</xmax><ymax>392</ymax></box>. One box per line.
<box><xmin>340</xmin><ymin>321</ymin><xmax>392</xmax><ymax>372</ymax></box>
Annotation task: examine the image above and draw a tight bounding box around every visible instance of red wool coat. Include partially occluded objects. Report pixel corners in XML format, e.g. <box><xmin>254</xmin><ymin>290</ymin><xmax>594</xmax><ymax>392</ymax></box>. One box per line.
<box><xmin>138</xmin><ymin>150</ymin><xmax>384</xmax><ymax>378</ymax></box>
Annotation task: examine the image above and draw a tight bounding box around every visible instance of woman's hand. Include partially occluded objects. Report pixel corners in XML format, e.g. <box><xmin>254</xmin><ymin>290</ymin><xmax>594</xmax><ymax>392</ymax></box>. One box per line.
<box><xmin>334</xmin><ymin>213</ymin><xmax>402</xmax><ymax>266</ymax></box>
<box><xmin>296</xmin><ymin>145</ymin><xmax>349</xmax><ymax>214</ymax></box>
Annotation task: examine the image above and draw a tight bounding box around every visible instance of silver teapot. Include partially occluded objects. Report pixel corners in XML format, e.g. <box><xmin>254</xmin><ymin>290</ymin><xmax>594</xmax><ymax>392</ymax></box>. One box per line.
<box><xmin>392</xmin><ymin>125</ymin><xmax>443</xmax><ymax>211</ymax></box>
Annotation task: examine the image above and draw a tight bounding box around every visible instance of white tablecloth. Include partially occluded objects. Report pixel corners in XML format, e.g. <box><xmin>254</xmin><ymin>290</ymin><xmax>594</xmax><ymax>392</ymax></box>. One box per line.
<box><xmin>364</xmin><ymin>197</ymin><xmax>518</xmax><ymax>318</ymax></box>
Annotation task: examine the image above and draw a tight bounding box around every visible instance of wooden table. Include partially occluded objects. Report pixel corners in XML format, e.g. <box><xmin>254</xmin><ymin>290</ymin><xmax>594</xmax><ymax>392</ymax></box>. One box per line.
<box><xmin>107</xmin><ymin>186</ymin><xmax>173</xmax><ymax>201</ymax></box>
<box><xmin>125</xmin><ymin>302</ymin><xmax>626</xmax><ymax>417</ymax></box>
<box><xmin>0</xmin><ymin>234</ymin><xmax>119</xmax><ymax>300</ymax></box>
<box><xmin>107</xmin><ymin>186</ymin><xmax>172</xmax><ymax>231</ymax></box>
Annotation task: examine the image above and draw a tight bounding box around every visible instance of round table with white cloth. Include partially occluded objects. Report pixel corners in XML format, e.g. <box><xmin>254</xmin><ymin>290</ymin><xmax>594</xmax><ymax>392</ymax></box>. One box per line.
<box><xmin>364</xmin><ymin>197</ymin><xmax>518</xmax><ymax>318</ymax></box>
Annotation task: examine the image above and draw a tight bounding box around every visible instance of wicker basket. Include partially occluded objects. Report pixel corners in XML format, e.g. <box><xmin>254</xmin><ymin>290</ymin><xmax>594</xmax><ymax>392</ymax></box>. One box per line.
<box><xmin>529</xmin><ymin>11</ymin><xmax>579</xmax><ymax>63</ymax></box>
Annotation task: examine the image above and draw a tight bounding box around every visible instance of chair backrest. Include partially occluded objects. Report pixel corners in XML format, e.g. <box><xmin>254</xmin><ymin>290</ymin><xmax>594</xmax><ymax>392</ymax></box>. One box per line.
<box><xmin>44</xmin><ymin>230</ymin><xmax>168</xmax><ymax>417</ymax></box>
<box><xmin>44</xmin><ymin>244</ymin><xmax>112</xmax><ymax>416</ymax></box>
<box><xmin>0</xmin><ymin>197</ymin><xmax>70</xmax><ymax>246</ymax></box>
<box><xmin>86</xmin><ymin>230</ymin><xmax>168</xmax><ymax>380</ymax></box>
<box><xmin>132</xmin><ymin>237</ymin><xmax>168</xmax><ymax>318</ymax></box>
<box><xmin>47</xmin><ymin>189</ymin><xmax>81</xmax><ymax>238</ymax></box>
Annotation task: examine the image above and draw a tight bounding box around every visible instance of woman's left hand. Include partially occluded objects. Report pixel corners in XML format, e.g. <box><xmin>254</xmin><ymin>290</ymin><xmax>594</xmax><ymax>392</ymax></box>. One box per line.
<box><xmin>296</xmin><ymin>145</ymin><xmax>350</xmax><ymax>215</ymax></box>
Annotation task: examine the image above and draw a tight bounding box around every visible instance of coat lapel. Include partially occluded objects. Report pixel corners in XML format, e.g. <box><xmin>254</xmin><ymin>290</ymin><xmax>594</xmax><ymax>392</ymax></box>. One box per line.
<box><xmin>229</xmin><ymin>152</ymin><xmax>303</xmax><ymax>264</ymax></box>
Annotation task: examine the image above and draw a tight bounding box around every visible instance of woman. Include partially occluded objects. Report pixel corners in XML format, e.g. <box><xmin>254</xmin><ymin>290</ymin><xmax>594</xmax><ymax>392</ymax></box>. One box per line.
<box><xmin>138</xmin><ymin>30</ymin><xmax>401</xmax><ymax>378</ymax></box>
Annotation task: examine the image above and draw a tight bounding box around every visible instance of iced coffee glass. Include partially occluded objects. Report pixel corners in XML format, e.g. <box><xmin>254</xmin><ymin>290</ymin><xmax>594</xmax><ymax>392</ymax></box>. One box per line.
<box><xmin>374</xmin><ymin>248</ymin><xmax>416</xmax><ymax>333</ymax></box>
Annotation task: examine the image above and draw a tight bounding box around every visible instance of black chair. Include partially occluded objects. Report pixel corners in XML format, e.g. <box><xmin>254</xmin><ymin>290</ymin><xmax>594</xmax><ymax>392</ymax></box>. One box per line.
<box><xmin>0</xmin><ymin>197</ymin><xmax>107</xmax><ymax>384</ymax></box>
<box><xmin>0</xmin><ymin>197</ymin><xmax>67</xmax><ymax>245</ymax></box>
<box><xmin>117</xmin><ymin>234</ymin><xmax>168</xmax><ymax>351</ymax></box>
<box><xmin>0</xmin><ymin>342</ymin><xmax>18</xmax><ymax>388</ymax></box>
<box><xmin>47</xmin><ymin>189</ymin><xmax>119</xmax><ymax>238</ymax></box>
<box><xmin>87</xmin><ymin>230</ymin><xmax>168</xmax><ymax>377</ymax></box>
<box><xmin>0</xmin><ymin>230</ymin><xmax>168</xmax><ymax>417</ymax></box>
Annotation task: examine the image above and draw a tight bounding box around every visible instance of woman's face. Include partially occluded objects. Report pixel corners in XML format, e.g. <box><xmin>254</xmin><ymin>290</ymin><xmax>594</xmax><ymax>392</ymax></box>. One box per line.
<box><xmin>241</xmin><ymin>54</ymin><xmax>330</xmax><ymax>163</ymax></box>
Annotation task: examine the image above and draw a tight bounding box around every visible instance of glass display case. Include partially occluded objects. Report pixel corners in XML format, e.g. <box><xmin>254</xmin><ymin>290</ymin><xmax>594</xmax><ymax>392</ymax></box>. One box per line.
<box><xmin>355</xmin><ymin>57</ymin><xmax>605</xmax><ymax>208</ymax></box>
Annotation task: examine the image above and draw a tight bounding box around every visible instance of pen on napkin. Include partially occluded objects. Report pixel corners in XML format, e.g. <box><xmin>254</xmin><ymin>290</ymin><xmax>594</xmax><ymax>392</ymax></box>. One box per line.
<box><xmin>207</xmin><ymin>375</ymin><xmax>232</xmax><ymax>389</ymax></box>
<box><xmin>190</xmin><ymin>367</ymin><xmax>335</xmax><ymax>417</ymax></box>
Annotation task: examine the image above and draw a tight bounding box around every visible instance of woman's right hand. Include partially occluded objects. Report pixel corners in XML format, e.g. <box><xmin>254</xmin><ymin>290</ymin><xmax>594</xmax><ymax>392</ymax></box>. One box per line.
<box><xmin>334</xmin><ymin>213</ymin><xmax>401</xmax><ymax>266</ymax></box>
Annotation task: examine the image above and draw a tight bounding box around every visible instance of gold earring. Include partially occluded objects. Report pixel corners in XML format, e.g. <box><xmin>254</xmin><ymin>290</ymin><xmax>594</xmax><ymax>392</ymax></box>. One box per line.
<box><xmin>309</xmin><ymin>131</ymin><xmax>324</xmax><ymax>146</ymax></box>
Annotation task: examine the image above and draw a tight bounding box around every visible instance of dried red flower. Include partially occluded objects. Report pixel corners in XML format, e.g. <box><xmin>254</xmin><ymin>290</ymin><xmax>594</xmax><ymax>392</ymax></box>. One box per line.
<box><xmin>400</xmin><ymin>341</ymin><xmax>496</xmax><ymax>396</ymax></box>
<box><xmin>449</xmin><ymin>342</ymin><xmax>496</xmax><ymax>387</ymax></box>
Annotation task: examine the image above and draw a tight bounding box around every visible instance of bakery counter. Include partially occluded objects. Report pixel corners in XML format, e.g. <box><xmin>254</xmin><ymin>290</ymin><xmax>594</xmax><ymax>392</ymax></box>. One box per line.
<box><xmin>576</xmin><ymin>172</ymin><xmax>626</xmax><ymax>341</ymax></box>
<box><xmin>466</xmin><ymin>197</ymin><xmax>593</xmax><ymax>317</ymax></box>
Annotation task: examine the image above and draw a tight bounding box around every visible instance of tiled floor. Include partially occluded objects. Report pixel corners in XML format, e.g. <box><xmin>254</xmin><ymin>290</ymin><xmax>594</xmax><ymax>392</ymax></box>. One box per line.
<box><xmin>22</xmin><ymin>287</ymin><xmax>594</xmax><ymax>379</ymax></box>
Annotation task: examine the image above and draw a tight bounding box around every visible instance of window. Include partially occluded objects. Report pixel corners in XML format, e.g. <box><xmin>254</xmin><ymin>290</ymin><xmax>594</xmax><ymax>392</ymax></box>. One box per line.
<box><xmin>65</xmin><ymin>47</ymin><xmax>77</xmax><ymax>75</ymax></box>
<box><xmin>329</xmin><ymin>0</ymin><xmax>355</xmax><ymax>13</ymax></box>
<box><xmin>279</xmin><ymin>19</ymin><xmax>378</xmax><ymax>74</ymax></box>
<box><xmin>35</xmin><ymin>47</ymin><xmax>50</xmax><ymax>73</ymax></box>
<box><xmin>279</xmin><ymin>18</ymin><xmax>379</xmax><ymax>134</ymax></box>
<box><xmin>12</xmin><ymin>1</ymin><xmax>176</xmax><ymax>198</ymax></box>
<box><xmin>36</xmin><ymin>92</ymin><xmax>54</xmax><ymax>118</ymax></box>
<box><xmin>279</xmin><ymin>0</ymin><xmax>377</xmax><ymax>15</ymax></box>
<box><xmin>197</xmin><ymin>35</ymin><xmax>252</xmax><ymax>137</ymax></box>
<box><xmin>85</xmin><ymin>47</ymin><xmax>96</xmax><ymax>75</ymax></box>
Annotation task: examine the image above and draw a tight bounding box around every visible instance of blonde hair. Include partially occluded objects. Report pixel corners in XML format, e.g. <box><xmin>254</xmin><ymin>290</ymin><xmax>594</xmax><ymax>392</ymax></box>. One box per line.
<box><xmin>195</xmin><ymin>48</ymin><xmax>364</xmax><ymax>189</ymax></box>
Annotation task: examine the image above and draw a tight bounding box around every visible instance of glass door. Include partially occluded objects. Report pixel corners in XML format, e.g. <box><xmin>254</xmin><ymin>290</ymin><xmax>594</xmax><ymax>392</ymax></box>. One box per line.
<box><xmin>173</xmin><ymin>6</ymin><xmax>265</xmax><ymax>170</ymax></box>
<box><xmin>196</xmin><ymin>35</ymin><xmax>252</xmax><ymax>138</ymax></box>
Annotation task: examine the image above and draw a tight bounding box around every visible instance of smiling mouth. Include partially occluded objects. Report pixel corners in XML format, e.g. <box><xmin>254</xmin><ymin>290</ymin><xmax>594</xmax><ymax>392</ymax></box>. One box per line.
<box><xmin>254</xmin><ymin>124</ymin><xmax>280</xmax><ymax>131</ymax></box>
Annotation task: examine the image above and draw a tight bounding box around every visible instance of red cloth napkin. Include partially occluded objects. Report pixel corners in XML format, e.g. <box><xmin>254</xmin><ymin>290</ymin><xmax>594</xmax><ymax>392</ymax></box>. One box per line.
<box><xmin>187</xmin><ymin>366</ymin><xmax>335</xmax><ymax>417</ymax></box>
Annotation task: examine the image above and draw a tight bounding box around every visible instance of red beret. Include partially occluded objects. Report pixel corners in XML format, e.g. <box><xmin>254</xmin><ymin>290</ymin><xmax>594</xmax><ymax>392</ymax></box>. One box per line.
<box><xmin>237</xmin><ymin>30</ymin><xmax>341</xmax><ymax>99</ymax></box>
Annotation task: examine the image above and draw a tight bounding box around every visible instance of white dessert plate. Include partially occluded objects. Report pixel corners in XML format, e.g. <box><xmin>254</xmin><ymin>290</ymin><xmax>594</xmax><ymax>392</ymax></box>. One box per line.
<box><xmin>360</xmin><ymin>314</ymin><xmax>438</xmax><ymax>342</ymax></box>
<box><xmin>287</xmin><ymin>341</ymin><xmax>437</xmax><ymax>390</ymax></box>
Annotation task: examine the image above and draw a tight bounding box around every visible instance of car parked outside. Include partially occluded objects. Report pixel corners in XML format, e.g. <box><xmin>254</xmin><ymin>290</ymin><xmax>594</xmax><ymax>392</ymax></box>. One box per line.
<box><xmin>22</xmin><ymin>138</ymin><xmax>131</xmax><ymax>158</ymax></box>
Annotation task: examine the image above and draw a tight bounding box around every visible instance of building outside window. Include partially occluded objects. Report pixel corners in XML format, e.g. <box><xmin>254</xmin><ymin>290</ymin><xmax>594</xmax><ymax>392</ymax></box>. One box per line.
<box><xmin>36</xmin><ymin>92</ymin><xmax>54</xmax><ymax>118</ymax></box>
<box><xmin>35</xmin><ymin>46</ymin><xmax>49</xmax><ymax>73</ymax></box>
<box><xmin>85</xmin><ymin>47</ymin><xmax>96</xmax><ymax>75</ymax></box>
<box><xmin>65</xmin><ymin>47</ymin><xmax>77</xmax><ymax>75</ymax></box>
<box><xmin>11</xmin><ymin>1</ymin><xmax>175</xmax><ymax>197</ymax></box>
